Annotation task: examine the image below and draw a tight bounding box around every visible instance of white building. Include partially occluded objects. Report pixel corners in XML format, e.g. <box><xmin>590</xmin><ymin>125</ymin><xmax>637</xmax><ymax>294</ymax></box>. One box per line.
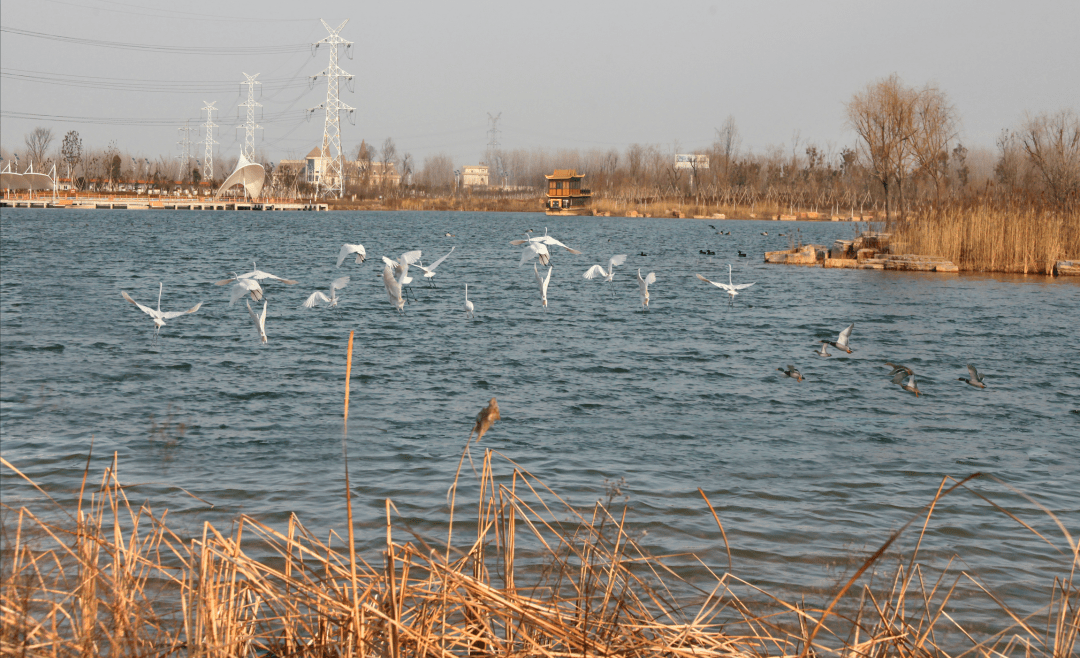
<box><xmin>461</xmin><ymin>164</ymin><xmax>489</xmax><ymax>187</ymax></box>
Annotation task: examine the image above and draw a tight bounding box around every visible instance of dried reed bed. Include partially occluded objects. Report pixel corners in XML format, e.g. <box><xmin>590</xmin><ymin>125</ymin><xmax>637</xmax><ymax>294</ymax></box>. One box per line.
<box><xmin>2</xmin><ymin>450</ymin><xmax>1077</xmax><ymax>657</ymax></box>
<box><xmin>892</xmin><ymin>203</ymin><xmax>1080</xmax><ymax>274</ymax></box>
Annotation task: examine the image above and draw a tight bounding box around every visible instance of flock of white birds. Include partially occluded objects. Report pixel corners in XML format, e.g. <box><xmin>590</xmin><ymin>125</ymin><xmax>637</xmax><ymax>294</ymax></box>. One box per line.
<box><xmin>119</xmin><ymin>225</ymin><xmax>988</xmax><ymax>394</ymax></box>
<box><xmin>119</xmin><ymin>228</ymin><xmax>691</xmax><ymax>344</ymax></box>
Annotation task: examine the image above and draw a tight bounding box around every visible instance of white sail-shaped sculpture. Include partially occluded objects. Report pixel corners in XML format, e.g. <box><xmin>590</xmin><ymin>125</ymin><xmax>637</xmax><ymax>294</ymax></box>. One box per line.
<box><xmin>1</xmin><ymin>163</ymin><xmax>29</xmax><ymax>191</ymax></box>
<box><xmin>215</xmin><ymin>154</ymin><xmax>265</xmax><ymax>200</ymax></box>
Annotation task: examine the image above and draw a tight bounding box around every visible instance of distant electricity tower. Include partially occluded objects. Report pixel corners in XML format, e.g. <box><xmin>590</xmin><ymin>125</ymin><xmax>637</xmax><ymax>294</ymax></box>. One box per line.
<box><xmin>486</xmin><ymin>112</ymin><xmax>502</xmax><ymax>151</ymax></box>
<box><xmin>177</xmin><ymin>122</ymin><xmax>196</xmax><ymax>179</ymax></box>
<box><xmin>238</xmin><ymin>73</ymin><xmax>262</xmax><ymax>161</ymax></box>
<box><xmin>201</xmin><ymin>101</ymin><xmax>218</xmax><ymax>181</ymax></box>
<box><xmin>308</xmin><ymin>19</ymin><xmax>355</xmax><ymax>198</ymax></box>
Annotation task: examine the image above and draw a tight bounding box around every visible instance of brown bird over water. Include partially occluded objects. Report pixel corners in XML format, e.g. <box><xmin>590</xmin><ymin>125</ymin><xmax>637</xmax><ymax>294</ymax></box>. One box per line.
<box><xmin>470</xmin><ymin>398</ymin><xmax>500</xmax><ymax>443</ymax></box>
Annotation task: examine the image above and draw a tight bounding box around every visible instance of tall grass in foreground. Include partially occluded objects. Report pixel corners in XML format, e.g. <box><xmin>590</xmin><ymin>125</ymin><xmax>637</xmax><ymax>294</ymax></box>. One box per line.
<box><xmin>891</xmin><ymin>203</ymin><xmax>1080</xmax><ymax>274</ymax></box>
<box><xmin>2</xmin><ymin>450</ymin><xmax>1077</xmax><ymax>657</ymax></box>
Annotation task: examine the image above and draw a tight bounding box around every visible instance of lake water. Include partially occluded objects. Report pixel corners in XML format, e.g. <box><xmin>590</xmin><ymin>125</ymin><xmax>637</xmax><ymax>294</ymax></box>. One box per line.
<box><xmin>2</xmin><ymin>208</ymin><xmax>1077</xmax><ymax>633</ymax></box>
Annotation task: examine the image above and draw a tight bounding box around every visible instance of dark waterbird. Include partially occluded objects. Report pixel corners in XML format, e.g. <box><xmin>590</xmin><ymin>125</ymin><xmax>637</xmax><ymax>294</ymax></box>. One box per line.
<box><xmin>886</xmin><ymin>362</ymin><xmax>914</xmax><ymax>384</ymax></box>
<box><xmin>958</xmin><ymin>364</ymin><xmax>986</xmax><ymax>388</ymax></box>
<box><xmin>777</xmin><ymin>365</ymin><xmax>803</xmax><ymax>382</ymax></box>
<box><xmin>827</xmin><ymin>323</ymin><xmax>855</xmax><ymax>353</ymax></box>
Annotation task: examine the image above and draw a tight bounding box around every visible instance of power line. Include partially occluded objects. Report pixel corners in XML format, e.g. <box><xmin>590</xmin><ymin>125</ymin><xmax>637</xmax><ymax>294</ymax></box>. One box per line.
<box><xmin>0</xmin><ymin>110</ymin><xmax>307</xmax><ymax>126</ymax></box>
<box><xmin>0</xmin><ymin>68</ymin><xmax>308</xmax><ymax>94</ymax></box>
<box><xmin>1</xmin><ymin>26</ymin><xmax>310</xmax><ymax>55</ymax></box>
<box><xmin>41</xmin><ymin>0</ymin><xmax>312</xmax><ymax>23</ymax></box>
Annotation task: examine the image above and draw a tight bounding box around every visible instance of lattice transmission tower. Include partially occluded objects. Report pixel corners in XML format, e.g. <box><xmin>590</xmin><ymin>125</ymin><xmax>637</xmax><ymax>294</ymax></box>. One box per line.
<box><xmin>308</xmin><ymin>19</ymin><xmax>355</xmax><ymax>198</ymax></box>
<box><xmin>486</xmin><ymin>112</ymin><xmax>502</xmax><ymax>151</ymax></box>
<box><xmin>177</xmin><ymin>122</ymin><xmax>196</xmax><ymax>180</ymax></box>
<box><xmin>238</xmin><ymin>73</ymin><xmax>262</xmax><ymax>161</ymax></box>
<box><xmin>201</xmin><ymin>101</ymin><xmax>217</xmax><ymax>181</ymax></box>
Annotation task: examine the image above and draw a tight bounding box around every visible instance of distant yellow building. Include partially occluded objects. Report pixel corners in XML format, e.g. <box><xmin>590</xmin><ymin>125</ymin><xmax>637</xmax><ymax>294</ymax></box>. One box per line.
<box><xmin>545</xmin><ymin>169</ymin><xmax>591</xmax><ymax>215</ymax></box>
<box><xmin>461</xmin><ymin>165</ymin><xmax>489</xmax><ymax>187</ymax></box>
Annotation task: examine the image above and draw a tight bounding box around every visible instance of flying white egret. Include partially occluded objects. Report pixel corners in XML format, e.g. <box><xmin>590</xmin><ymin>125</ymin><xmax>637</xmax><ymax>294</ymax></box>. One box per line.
<box><xmin>464</xmin><ymin>284</ymin><xmax>475</xmax><ymax>318</ymax></box>
<box><xmin>696</xmin><ymin>264</ymin><xmax>755</xmax><ymax>301</ymax></box>
<box><xmin>247</xmin><ymin>300</ymin><xmax>268</xmax><ymax>343</ymax></box>
<box><xmin>583</xmin><ymin>255</ymin><xmax>628</xmax><ymax>295</ymax></box>
<box><xmin>300</xmin><ymin>276</ymin><xmax>350</xmax><ymax>308</ymax></box>
<box><xmin>413</xmin><ymin>246</ymin><xmax>455</xmax><ymax>287</ymax></box>
<box><xmin>511</xmin><ymin>228</ymin><xmax>582</xmax><ymax>265</ymax></box>
<box><xmin>121</xmin><ymin>283</ymin><xmax>202</xmax><ymax>335</ymax></box>
<box><xmin>382</xmin><ymin>261</ymin><xmax>406</xmax><ymax>313</ymax></box>
<box><xmin>958</xmin><ymin>364</ymin><xmax>986</xmax><ymax>388</ymax></box>
<box><xmin>510</xmin><ymin>228</ymin><xmax>582</xmax><ymax>253</ymax></box>
<box><xmin>518</xmin><ymin>239</ymin><xmax>551</xmax><ymax>267</ymax></box>
<box><xmin>336</xmin><ymin>243</ymin><xmax>367</xmax><ymax>266</ymax></box>
<box><xmin>381</xmin><ymin>250</ymin><xmax>421</xmax><ymax>283</ymax></box>
<box><xmin>215</xmin><ymin>261</ymin><xmax>298</xmax><ymax>286</ymax></box>
<box><xmin>228</xmin><ymin>276</ymin><xmax>263</xmax><ymax>305</ymax></box>
<box><xmin>636</xmin><ymin>269</ymin><xmax>656</xmax><ymax>309</ymax></box>
<box><xmin>534</xmin><ymin>263</ymin><xmax>552</xmax><ymax>308</ymax></box>
<box><xmin>828</xmin><ymin>323</ymin><xmax>855</xmax><ymax>354</ymax></box>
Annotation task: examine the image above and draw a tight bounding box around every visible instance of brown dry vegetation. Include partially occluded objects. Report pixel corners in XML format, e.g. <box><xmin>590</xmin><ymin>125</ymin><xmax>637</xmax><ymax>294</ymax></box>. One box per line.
<box><xmin>892</xmin><ymin>203</ymin><xmax>1080</xmax><ymax>275</ymax></box>
<box><xmin>3</xmin><ymin>449</ymin><xmax>1077</xmax><ymax>658</ymax></box>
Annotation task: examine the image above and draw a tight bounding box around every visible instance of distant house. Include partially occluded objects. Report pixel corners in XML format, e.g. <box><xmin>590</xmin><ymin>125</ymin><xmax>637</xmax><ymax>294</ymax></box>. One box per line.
<box><xmin>368</xmin><ymin>161</ymin><xmax>400</xmax><ymax>187</ymax></box>
<box><xmin>461</xmin><ymin>165</ymin><xmax>489</xmax><ymax>187</ymax></box>
<box><xmin>304</xmin><ymin>147</ymin><xmax>336</xmax><ymax>187</ymax></box>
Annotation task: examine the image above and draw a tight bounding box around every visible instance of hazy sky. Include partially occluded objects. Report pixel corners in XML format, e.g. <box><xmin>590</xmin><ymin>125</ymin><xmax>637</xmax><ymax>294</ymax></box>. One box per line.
<box><xmin>2</xmin><ymin>0</ymin><xmax>1077</xmax><ymax>169</ymax></box>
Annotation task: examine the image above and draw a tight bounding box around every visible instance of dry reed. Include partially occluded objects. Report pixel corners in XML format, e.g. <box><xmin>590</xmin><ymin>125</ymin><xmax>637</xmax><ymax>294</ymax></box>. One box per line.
<box><xmin>2</xmin><ymin>445</ymin><xmax>1077</xmax><ymax>657</ymax></box>
<box><xmin>891</xmin><ymin>203</ymin><xmax>1080</xmax><ymax>274</ymax></box>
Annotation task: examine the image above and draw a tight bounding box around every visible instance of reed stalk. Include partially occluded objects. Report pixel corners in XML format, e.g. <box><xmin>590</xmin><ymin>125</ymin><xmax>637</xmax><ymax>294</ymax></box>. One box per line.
<box><xmin>2</xmin><ymin>441</ymin><xmax>1076</xmax><ymax>657</ymax></box>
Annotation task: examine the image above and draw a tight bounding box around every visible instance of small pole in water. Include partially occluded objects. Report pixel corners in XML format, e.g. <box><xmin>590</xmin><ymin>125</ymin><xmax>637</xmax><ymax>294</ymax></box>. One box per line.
<box><xmin>342</xmin><ymin>330</ymin><xmax>361</xmax><ymax>645</ymax></box>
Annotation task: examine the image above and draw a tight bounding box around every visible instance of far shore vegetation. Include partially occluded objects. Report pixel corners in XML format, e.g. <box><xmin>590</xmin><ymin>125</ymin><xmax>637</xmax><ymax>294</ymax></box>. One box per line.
<box><xmin>4</xmin><ymin>75</ymin><xmax>1078</xmax><ymax>273</ymax></box>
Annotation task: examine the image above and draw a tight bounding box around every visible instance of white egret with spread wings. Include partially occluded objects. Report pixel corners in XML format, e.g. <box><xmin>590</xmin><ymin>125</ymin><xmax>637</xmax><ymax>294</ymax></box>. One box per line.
<box><xmin>300</xmin><ymin>276</ymin><xmax>350</xmax><ymax>308</ymax></box>
<box><xmin>413</xmin><ymin>246</ymin><xmax>455</xmax><ymax>286</ymax></box>
<box><xmin>534</xmin><ymin>263</ymin><xmax>552</xmax><ymax>308</ymax></box>
<box><xmin>121</xmin><ymin>283</ymin><xmax>202</xmax><ymax>335</ymax></box>
<box><xmin>512</xmin><ymin>228</ymin><xmax>582</xmax><ymax>265</ymax></box>
<box><xmin>636</xmin><ymin>269</ymin><xmax>656</xmax><ymax>309</ymax></box>
<box><xmin>247</xmin><ymin>300</ymin><xmax>268</xmax><ymax>343</ymax></box>
<box><xmin>696</xmin><ymin>264</ymin><xmax>755</xmax><ymax>302</ymax></box>
<box><xmin>336</xmin><ymin>243</ymin><xmax>367</xmax><ymax>266</ymax></box>
<box><xmin>583</xmin><ymin>254</ymin><xmax>627</xmax><ymax>295</ymax></box>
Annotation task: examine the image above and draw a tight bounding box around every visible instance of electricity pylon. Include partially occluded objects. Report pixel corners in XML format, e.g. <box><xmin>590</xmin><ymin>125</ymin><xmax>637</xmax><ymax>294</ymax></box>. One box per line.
<box><xmin>239</xmin><ymin>73</ymin><xmax>262</xmax><ymax>161</ymax></box>
<box><xmin>177</xmin><ymin>122</ymin><xmax>196</xmax><ymax>180</ymax></box>
<box><xmin>201</xmin><ymin>101</ymin><xmax>218</xmax><ymax>181</ymax></box>
<box><xmin>308</xmin><ymin>19</ymin><xmax>355</xmax><ymax>198</ymax></box>
<box><xmin>486</xmin><ymin>112</ymin><xmax>501</xmax><ymax>151</ymax></box>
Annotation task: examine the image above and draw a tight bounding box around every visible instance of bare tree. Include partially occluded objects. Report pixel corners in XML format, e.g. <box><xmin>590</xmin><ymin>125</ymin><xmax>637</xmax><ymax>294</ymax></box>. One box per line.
<box><xmin>910</xmin><ymin>85</ymin><xmax>957</xmax><ymax>203</ymax></box>
<box><xmin>418</xmin><ymin>153</ymin><xmax>454</xmax><ymax>189</ymax></box>
<box><xmin>24</xmin><ymin>127</ymin><xmax>54</xmax><ymax>170</ymax></box>
<box><xmin>399</xmin><ymin>153</ymin><xmax>413</xmax><ymax>186</ymax></box>
<box><xmin>846</xmin><ymin>74</ymin><xmax>920</xmax><ymax>222</ymax></box>
<box><xmin>1019</xmin><ymin>109</ymin><xmax>1080</xmax><ymax>207</ymax></box>
<box><xmin>380</xmin><ymin>137</ymin><xmax>397</xmax><ymax>181</ymax></box>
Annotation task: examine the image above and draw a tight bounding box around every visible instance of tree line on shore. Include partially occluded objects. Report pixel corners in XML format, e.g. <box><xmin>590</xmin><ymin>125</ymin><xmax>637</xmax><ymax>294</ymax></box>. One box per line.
<box><xmin>3</xmin><ymin>75</ymin><xmax>1077</xmax><ymax>214</ymax></box>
